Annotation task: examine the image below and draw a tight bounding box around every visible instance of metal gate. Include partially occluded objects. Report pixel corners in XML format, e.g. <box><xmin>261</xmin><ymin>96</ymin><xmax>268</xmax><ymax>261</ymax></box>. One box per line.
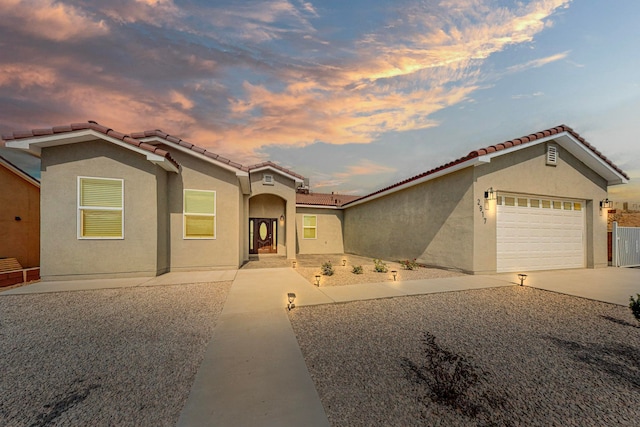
<box><xmin>612</xmin><ymin>221</ymin><xmax>640</xmax><ymax>267</ymax></box>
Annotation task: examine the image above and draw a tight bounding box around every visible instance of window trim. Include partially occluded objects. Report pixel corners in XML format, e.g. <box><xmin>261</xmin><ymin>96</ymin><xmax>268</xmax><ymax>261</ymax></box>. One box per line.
<box><xmin>77</xmin><ymin>176</ymin><xmax>124</xmax><ymax>240</ymax></box>
<box><xmin>183</xmin><ymin>189</ymin><xmax>217</xmax><ymax>240</ymax></box>
<box><xmin>302</xmin><ymin>214</ymin><xmax>317</xmax><ymax>240</ymax></box>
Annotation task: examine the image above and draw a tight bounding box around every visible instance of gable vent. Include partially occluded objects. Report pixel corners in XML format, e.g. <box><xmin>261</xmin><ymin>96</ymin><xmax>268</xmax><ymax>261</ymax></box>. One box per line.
<box><xmin>263</xmin><ymin>174</ymin><xmax>274</xmax><ymax>185</ymax></box>
<box><xmin>546</xmin><ymin>145</ymin><xmax>558</xmax><ymax>166</ymax></box>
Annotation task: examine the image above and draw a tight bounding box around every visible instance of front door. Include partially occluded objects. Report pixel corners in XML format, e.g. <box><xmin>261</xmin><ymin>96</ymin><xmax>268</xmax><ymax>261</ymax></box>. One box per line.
<box><xmin>249</xmin><ymin>218</ymin><xmax>277</xmax><ymax>254</ymax></box>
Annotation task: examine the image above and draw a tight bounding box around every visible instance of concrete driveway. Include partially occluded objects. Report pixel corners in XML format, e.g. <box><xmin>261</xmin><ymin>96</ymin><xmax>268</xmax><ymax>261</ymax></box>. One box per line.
<box><xmin>523</xmin><ymin>266</ymin><xmax>640</xmax><ymax>306</ymax></box>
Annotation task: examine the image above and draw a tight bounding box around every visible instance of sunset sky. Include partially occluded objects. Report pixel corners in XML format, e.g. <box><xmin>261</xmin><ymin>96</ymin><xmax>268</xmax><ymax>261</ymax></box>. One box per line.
<box><xmin>1</xmin><ymin>0</ymin><xmax>639</xmax><ymax>199</ymax></box>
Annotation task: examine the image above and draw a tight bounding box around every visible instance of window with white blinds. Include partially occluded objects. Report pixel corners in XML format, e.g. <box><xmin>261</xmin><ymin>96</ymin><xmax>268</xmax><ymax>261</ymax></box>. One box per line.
<box><xmin>184</xmin><ymin>189</ymin><xmax>216</xmax><ymax>239</ymax></box>
<box><xmin>78</xmin><ymin>177</ymin><xmax>123</xmax><ymax>239</ymax></box>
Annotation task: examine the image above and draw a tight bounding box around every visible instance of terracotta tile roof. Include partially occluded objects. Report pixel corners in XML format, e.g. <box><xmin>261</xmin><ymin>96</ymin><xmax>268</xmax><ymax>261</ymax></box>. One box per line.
<box><xmin>130</xmin><ymin>129</ymin><xmax>249</xmax><ymax>172</ymax></box>
<box><xmin>296</xmin><ymin>192</ymin><xmax>361</xmax><ymax>207</ymax></box>
<box><xmin>342</xmin><ymin>124</ymin><xmax>628</xmax><ymax>207</ymax></box>
<box><xmin>1</xmin><ymin>121</ymin><xmax>180</xmax><ymax>170</ymax></box>
<box><xmin>248</xmin><ymin>161</ymin><xmax>305</xmax><ymax>180</ymax></box>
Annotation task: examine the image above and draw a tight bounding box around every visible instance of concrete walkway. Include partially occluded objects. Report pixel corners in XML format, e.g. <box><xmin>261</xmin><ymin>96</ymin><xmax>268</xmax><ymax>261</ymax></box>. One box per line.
<box><xmin>177</xmin><ymin>268</ymin><xmax>332</xmax><ymax>427</ymax></box>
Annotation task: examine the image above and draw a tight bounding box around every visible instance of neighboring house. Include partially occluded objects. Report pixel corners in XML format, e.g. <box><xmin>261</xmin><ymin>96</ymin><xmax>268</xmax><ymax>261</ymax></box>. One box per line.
<box><xmin>2</xmin><ymin>122</ymin><xmax>628</xmax><ymax>280</ymax></box>
<box><xmin>0</xmin><ymin>155</ymin><xmax>40</xmax><ymax>268</ymax></box>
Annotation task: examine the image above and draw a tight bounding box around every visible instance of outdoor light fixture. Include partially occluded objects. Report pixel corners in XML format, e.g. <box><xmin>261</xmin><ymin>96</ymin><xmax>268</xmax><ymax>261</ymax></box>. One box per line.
<box><xmin>391</xmin><ymin>270</ymin><xmax>398</xmax><ymax>281</ymax></box>
<box><xmin>315</xmin><ymin>275</ymin><xmax>321</xmax><ymax>286</ymax></box>
<box><xmin>484</xmin><ymin>187</ymin><xmax>496</xmax><ymax>200</ymax></box>
<box><xmin>287</xmin><ymin>293</ymin><xmax>296</xmax><ymax>311</ymax></box>
<box><xmin>599</xmin><ymin>198</ymin><xmax>612</xmax><ymax>216</ymax></box>
<box><xmin>292</xmin><ymin>260</ymin><xmax>297</xmax><ymax>268</ymax></box>
<box><xmin>517</xmin><ymin>273</ymin><xmax>527</xmax><ymax>286</ymax></box>
<box><xmin>279</xmin><ymin>214</ymin><xmax>285</xmax><ymax>223</ymax></box>
<box><xmin>342</xmin><ymin>258</ymin><xmax>347</xmax><ymax>266</ymax></box>
<box><xmin>484</xmin><ymin>187</ymin><xmax>496</xmax><ymax>211</ymax></box>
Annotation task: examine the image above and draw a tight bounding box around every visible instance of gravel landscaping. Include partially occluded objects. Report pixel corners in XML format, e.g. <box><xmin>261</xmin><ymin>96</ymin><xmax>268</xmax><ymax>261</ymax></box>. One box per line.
<box><xmin>289</xmin><ymin>286</ymin><xmax>640</xmax><ymax>426</ymax></box>
<box><xmin>292</xmin><ymin>254</ymin><xmax>465</xmax><ymax>287</ymax></box>
<box><xmin>0</xmin><ymin>282</ymin><xmax>231</xmax><ymax>427</ymax></box>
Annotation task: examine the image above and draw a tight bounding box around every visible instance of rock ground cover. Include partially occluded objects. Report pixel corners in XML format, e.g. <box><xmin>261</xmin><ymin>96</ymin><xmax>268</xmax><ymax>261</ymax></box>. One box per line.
<box><xmin>0</xmin><ymin>281</ymin><xmax>231</xmax><ymax>427</ymax></box>
<box><xmin>292</xmin><ymin>254</ymin><xmax>465</xmax><ymax>287</ymax></box>
<box><xmin>289</xmin><ymin>286</ymin><xmax>640</xmax><ymax>426</ymax></box>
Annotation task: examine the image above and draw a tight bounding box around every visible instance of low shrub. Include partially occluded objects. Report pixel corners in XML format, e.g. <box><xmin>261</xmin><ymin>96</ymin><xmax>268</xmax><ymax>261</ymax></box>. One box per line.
<box><xmin>400</xmin><ymin>259</ymin><xmax>419</xmax><ymax>270</ymax></box>
<box><xmin>630</xmin><ymin>294</ymin><xmax>640</xmax><ymax>322</ymax></box>
<box><xmin>321</xmin><ymin>261</ymin><xmax>334</xmax><ymax>276</ymax></box>
<box><xmin>373</xmin><ymin>258</ymin><xmax>388</xmax><ymax>273</ymax></box>
<box><xmin>352</xmin><ymin>265</ymin><xmax>363</xmax><ymax>274</ymax></box>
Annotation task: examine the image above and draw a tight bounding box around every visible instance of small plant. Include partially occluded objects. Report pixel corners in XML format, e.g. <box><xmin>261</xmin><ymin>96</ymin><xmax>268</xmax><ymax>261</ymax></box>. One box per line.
<box><xmin>400</xmin><ymin>259</ymin><xmax>419</xmax><ymax>270</ymax></box>
<box><xmin>630</xmin><ymin>294</ymin><xmax>640</xmax><ymax>322</ymax></box>
<box><xmin>321</xmin><ymin>261</ymin><xmax>334</xmax><ymax>276</ymax></box>
<box><xmin>352</xmin><ymin>265</ymin><xmax>363</xmax><ymax>274</ymax></box>
<box><xmin>373</xmin><ymin>258</ymin><xmax>388</xmax><ymax>273</ymax></box>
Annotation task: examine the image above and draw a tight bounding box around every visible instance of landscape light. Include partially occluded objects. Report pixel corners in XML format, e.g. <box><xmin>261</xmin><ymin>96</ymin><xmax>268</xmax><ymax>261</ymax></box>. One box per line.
<box><xmin>391</xmin><ymin>270</ymin><xmax>398</xmax><ymax>281</ymax></box>
<box><xmin>342</xmin><ymin>258</ymin><xmax>347</xmax><ymax>266</ymax></box>
<box><xmin>292</xmin><ymin>260</ymin><xmax>297</xmax><ymax>268</ymax></box>
<box><xmin>315</xmin><ymin>275</ymin><xmax>321</xmax><ymax>286</ymax></box>
<box><xmin>517</xmin><ymin>273</ymin><xmax>527</xmax><ymax>286</ymax></box>
<box><xmin>287</xmin><ymin>293</ymin><xmax>296</xmax><ymax>311</ymax></box>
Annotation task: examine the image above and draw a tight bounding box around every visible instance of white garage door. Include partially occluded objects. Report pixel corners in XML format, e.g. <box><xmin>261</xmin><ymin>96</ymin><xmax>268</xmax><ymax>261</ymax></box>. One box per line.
<box><xmin>496</xmin><ymin>195</ymin><xmax>585</xmax><ymax>272</ymax></box>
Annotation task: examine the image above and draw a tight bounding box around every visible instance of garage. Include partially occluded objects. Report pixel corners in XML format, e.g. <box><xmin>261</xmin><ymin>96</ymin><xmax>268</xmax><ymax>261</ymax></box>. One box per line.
<box><xmin>496</xmin><ymin>194</ymin><xmax>585</xmax><ymax>272</ymax></box>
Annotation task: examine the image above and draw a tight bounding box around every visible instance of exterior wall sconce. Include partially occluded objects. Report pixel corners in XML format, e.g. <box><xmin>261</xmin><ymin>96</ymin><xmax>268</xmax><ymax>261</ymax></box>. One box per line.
<box><xmin>484</xmin><ymin>187</ymin><xmax>496</xmax><ymax>200</ymax></box>
<box><xmin>315</xmin><ymin>275</ymin><xmax>321</xmax><ymax>286</ymax></box>
<box><xmin>517</xmin><ymin>273</ymin><xmax>527</xmax><ymax>286</ymax></box>
<box><xmin>287</xmin><ymin>293</ymin><xmax>296</xmax><ymax>310</ymax></box>
<box><xmin>484</xmin><ymin>187</ymin><xmax>496</xmax><ymax>211</ymax></box>
<box><xmin>279</xmin><ymin>214</ymin><xmax>285</xmax><ymax>224</ymax></box>
<box><xmin>391</xmin><ymin>270</ymin><xmax>398</xmax><ymax>281</ymax></box>
<box><xmin>342</xmin><ymin>258</ymin><xmax>347</xmax><ymax>266</ymax></box>
<box><xmin>292</xmin><ymin>260</ymin><xmax>297</xmax><ymax>268</ymax></box>
<box><xmin>599</xmin><ymin>198</ymin><xmax>612</xmax><ymax>216</ymax></box>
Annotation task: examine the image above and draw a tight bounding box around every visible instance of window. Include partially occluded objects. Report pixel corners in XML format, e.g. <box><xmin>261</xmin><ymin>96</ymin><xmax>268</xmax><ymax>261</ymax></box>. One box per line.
<box><xmin>573</xmin><ymin>202</ymin><xmax>582</xmax><ymax>211</ymax></box>
<box><xmin>78</xmin><ymin>177</ymin><xmax>123</xmax><ymax>239</ymax></box>
<box><xmin>517</xmin><ymin>198</ymin><xmax>528</xmax><ymax>207</ymax></box>
<box><xmin>563</xmin><ymin>202</ymin><xmax>572</xmax><ymax>210</ymax></box>
<box><xmin>504</xmin><ymin>197</ymin><xmax>516</xmax><ymax>206</ymax></box>
<box><xmin>303</xmin><ymin>215</ymin><xmax>317</xmax><ymax>239</ymax></box>
<box><xmin>530</xmin><ymin>199</ymin><xmax>540</xmax><ymax>208</ymax></box>
<box><xmin>553</xmin><ymin>201</ymin><xmax>562</xmax><ymax>209</ymax></box>
<box><xmin>542</xmin><ymin>200</ymin><xmax>551</xmax><ymax>208</ymax></box>
<box><xmin>184</xmin><ymin>190</ymin><xmax>216</xmax><ymax>239</ymax></box>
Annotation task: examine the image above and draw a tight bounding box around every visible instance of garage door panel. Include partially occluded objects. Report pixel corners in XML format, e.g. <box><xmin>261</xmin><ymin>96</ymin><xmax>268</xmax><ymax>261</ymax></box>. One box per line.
<box><xmin>496</xmin><ymin>195</ymin><xmax>585</xmax><ymax>273</ymax></box>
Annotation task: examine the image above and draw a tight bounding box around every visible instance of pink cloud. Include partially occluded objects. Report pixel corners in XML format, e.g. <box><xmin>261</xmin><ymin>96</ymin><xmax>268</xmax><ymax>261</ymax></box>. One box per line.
<box><xmin>0</xmin><ymin>0</ymin><xmax>108</xmax><ymax>41</ymax></box>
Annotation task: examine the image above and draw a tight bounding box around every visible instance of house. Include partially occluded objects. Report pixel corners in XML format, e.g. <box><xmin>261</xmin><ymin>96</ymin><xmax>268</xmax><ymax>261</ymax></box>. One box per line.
<box><xmin>0</xmin><ymin>155</ymin><xmax>40</xmax><ymax>269</ymax></box>
<box><xmin>2</xmin><ymin>122</ymin><xmax>628</xmax><ymax>280</ymax></box>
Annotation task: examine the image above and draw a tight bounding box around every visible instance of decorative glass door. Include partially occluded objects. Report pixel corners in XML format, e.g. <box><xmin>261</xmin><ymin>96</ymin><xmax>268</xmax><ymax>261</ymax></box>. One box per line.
<box><xmin>249</xmin><ymin>218</ymin><xmax>277</xmax><ymax>254</ymax></box>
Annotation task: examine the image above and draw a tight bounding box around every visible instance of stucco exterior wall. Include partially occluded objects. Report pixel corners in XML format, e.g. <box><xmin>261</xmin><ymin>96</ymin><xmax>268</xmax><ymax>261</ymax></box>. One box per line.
<box><xmin>166</xmin><ymin>150</ymin><xmax>241</xmax><ymax>270</ymax></box>
<box><xmin>343</xmin><ymin>168</ymin><xmax>475</xmax><ymax>272</ymax></box>
<box><xmin>296</xmin><ymin>208</ymin><xmax>345</xmax><ymax>254</ymax></box>
<box><xmin>473</xmin><ymin>142</ymin><xmax>609</xmax><ymax>273</ymax></box>
<box><xmin>249</xmin><ymin>171</ymin><xmax>297</xmax><ymax>259</ymax></box>
<box><xmin>40</xmin><ymin>140</ymin><xmax>166</xmax><ymax>280</ymax></box>
<box><xmin>0</xmin><ymin>164</ymin><xmax>40</xmax><ymax>268</ymax></box>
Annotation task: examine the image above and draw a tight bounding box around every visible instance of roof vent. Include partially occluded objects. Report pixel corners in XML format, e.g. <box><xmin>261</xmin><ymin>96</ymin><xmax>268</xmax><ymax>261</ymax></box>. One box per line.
<box><xmin>546</xmin><ymin>144</ymin><xmax>558</xmax><ymax>166</ymax></box>
<box><xmin>263</xmin><ymin>174</ymin><xmax>274</xmax><ymax>185</ymax></box>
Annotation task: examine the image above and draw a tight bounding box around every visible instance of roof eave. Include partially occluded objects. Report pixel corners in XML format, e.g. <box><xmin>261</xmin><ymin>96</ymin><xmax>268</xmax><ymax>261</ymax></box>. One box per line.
<box><xmin>477</xmin><ymin>131</ymin><xmax>628</xmax><ymax>185</ymax></box>
<box><xmin>5</xmin><ymin>129</ymin><xmax>179</xmax><ymax>173</ymax></box>
<box><xmin>140</xmin><ymin>136</ymin><xmax>246</xmax><ymax>175</ymax></box>
<box><xmin>250</xmin><ymin>165</ymin><xmax>304</xmax><ymax>184</ymax></box>
<box><xmin>295</xmin><ymin>203</ymin><xmax>342</xmax><ymax>209</ymax></box>
<box><xmin>0</xmin><ymin>157</ymin><xmax>40</xmax><ymax>188</ymax></box>
<box><xmin>343</xmin><ymin>157</ymin><xmax>488</xmax><ymax>208</ymax></box>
